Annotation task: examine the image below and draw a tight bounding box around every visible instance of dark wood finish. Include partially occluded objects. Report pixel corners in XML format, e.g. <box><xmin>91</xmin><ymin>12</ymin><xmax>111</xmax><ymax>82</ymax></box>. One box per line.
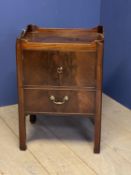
<box><xmin>94</xmin><ymin>41</ymin><xmax>103</xmax><ymax>153</ymax></box>
<box><xmin>16</xmin><ymin>24</ymin><xmax>104</xmax><ymax>153</ymax></box>
<box><xmin>24</xmin><ymin>89</ymin><xmax>96</xmax><ymax>114</ymax></box>
<box><xmin>23</xmin><ymin>50</ymin><xmax>96</xmax><ymax>87</ymax></box>
<box><xmin>16</xmin><ymin>39</ymin><xmax>26</xmax><ymax>150</ymax></box>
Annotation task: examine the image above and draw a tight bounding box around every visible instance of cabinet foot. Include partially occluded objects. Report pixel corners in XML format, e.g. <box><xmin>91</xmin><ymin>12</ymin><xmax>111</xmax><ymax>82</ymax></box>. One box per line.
<box><xmin>94</xmin><ymin>146</ymin><xmax>100</xmax><ymax>154</ymax></box>
<box><xmin>20</xmin><ymin>144</ymin><xmax>27</xmax><ymax>151</ymax></box>
<box><xmin>30</xmin><ymin>115</ymin><xmax>37</xmax><ymax>124</ymax></box>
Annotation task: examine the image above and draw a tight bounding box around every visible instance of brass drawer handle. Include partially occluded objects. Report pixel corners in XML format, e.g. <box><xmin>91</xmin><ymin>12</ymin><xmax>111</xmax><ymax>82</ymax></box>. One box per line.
<box><xmin>49</xmin><ymin>95</ymin><xmax>69</xmax><ymax>105</ymax></box>
<box><xmin>57</xmin><ymin>66</ymin><xmax>63</xmax><ymax>74</ymax></box>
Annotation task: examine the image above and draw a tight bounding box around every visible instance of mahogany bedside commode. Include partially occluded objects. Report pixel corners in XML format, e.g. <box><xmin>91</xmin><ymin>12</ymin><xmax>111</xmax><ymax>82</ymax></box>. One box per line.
<box><xmin>16</xmin><ymin>24</ymin><xmax>104</xmax><ymax>153</ymax></box>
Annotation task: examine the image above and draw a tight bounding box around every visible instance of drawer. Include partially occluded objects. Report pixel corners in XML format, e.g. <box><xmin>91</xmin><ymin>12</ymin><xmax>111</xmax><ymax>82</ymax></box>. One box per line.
<box><xmin>24</xmin><ymin>89</ymin><xmax>96</xmax><ymax>114</ymax></box>
<box><xmin>23</xmin><ymin>50</ymin><xmax>97</xmax><ymax>87</ymax></box>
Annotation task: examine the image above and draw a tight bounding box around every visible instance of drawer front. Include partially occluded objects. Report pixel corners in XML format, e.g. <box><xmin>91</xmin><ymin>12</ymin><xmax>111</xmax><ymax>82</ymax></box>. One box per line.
<box><xmin>24</xmin><ymin>89</ymin><xmax>96</xmax><ymax>114</ymax></box>
<box><xmin>23</xmin><ymin>50</ymin><xmax>96</xmax><ymax>87</ymax></box>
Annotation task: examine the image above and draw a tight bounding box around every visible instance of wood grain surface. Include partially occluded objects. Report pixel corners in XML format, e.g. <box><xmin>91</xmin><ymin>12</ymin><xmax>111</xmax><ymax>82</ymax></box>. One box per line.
<box><xmin>16</xmin><ymin>24</ymin><xmax>103</xmax><ymax>152</ymax></box>
<box><xmin>0</xmin><ymin>94</ymin><xmax>131</xmax><ymax>175</ymax></box>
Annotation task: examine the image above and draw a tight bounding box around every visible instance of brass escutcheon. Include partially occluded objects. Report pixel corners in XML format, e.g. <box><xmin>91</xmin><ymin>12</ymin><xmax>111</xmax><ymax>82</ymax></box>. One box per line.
<box><xmin>57</xmin><ymin>66</ymin><xmax>63</xmax><ymax>74</ymax></box>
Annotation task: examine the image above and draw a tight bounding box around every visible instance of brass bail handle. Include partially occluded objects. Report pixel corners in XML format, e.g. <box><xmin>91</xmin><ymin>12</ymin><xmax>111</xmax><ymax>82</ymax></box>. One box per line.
<box><xmin>49</xmin><ymin>95</ymin><xmax>69</xmax><ymax>105</ymax></box>
<box><xmin>57</xmin><ymin>66</ymin><xmax>63</xmax><ymax>74</ymax></box>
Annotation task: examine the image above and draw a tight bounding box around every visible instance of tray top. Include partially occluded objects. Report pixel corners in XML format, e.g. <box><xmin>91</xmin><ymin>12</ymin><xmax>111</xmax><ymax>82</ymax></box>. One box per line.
<box><xmin>20</xmin><ymin>24</ymin><xmax>104</xmax><ymax>44</ymax></box>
